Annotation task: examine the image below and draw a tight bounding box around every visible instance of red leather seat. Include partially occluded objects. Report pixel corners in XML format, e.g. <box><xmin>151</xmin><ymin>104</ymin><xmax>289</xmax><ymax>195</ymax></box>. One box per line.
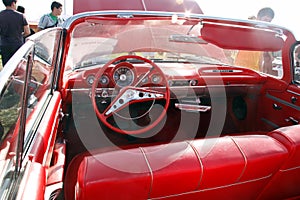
<box><xmin>258</xmin><ymin>125</ymin><xmax>300</xmax><ymax>199</ymax></box>
<box><xmin>65</xmin><ymin>135</ymin><xmax>288</xmax><ymax>200</ymax></box>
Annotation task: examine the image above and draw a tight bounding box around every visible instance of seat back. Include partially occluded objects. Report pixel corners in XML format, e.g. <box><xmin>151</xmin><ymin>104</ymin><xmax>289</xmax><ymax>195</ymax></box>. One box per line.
<box><xmin>258</xmin><ymin>125</ymin><xmax>300</xmax><ymax>199</ymax></box>
<box><xmin>65</xmin><ymin>135</ymin><xmax>288</xmax><ymax>200</ymax></box>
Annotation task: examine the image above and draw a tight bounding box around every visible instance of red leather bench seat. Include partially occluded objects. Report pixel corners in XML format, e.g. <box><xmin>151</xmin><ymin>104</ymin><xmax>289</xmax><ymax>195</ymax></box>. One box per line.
<box><xmin>65</xmin><ymin>135</ymin><xmax>288</xmax><ymax>200</ymax></box>
<box><xmin>258</xmin><ymin>125</ymin><xmax>300</xmax><ymax>199</ymax></box>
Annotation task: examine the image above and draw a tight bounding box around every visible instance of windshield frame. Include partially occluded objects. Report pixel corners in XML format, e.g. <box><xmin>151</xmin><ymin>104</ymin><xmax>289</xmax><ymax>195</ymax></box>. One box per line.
<box><xmin>63</xmin><ymin>11</ymin><xmax>290</xmax><ymax>79</ymax></box>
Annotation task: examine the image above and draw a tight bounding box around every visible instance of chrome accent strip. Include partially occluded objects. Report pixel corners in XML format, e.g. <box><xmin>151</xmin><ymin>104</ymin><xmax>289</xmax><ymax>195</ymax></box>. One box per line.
<box><xmin>175</xmin><ymin>103</ymin><xmax>211</xmax><ymax>112</ymax></box>
<box><xmin>62</xmin><ymin>11</ymin><xmax>288</xmax><ymax>33</ymax></box>
<box><xmin>0</xmin><ymin>41</ymin><xmax>34</xmax><ymax>92</ymax></box>
<box><xmin>287</xmin><ymin>89</ymin><xmax>300</xmax><ymax>96</ymax></box>
<box><xmin>67</xmin><ymin>84</ymin><xmax>259</xmax><ymax>92</ymax></box>
<box><xmin>266</xmin><ymin>92</ymin><xmax>300</xmax><ymax>111</ymax></box>
<box><xmin>141</xmin><ymin>0</ymin><xmax>147</xmax><ymax>11</ymax></box>
<box><xmin>202</xmin><ymin>69</ymin><xmax>243</xmax><ymax>73</ymax></box>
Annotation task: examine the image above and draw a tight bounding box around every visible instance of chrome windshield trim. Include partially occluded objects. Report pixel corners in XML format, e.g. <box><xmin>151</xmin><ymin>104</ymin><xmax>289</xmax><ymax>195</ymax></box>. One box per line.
<box><xmin>63</xmin><ymin>10</ymin><xmax>289</xmax><ymax>34</ymax></box>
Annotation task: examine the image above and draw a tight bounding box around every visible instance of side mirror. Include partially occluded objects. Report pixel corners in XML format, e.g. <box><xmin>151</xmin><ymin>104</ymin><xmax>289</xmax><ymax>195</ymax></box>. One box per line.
<box><xmin>293</xmin><ymin>44</ymin><xmax>300</xmax><ymax>83</ymax></box>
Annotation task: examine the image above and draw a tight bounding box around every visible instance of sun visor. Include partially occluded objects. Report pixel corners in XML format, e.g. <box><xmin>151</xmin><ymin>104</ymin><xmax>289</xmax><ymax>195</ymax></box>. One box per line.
<box><xmin>200</xmin><ymin>23</ymin><xmax>285</xmax><ymax>51</ymax></box>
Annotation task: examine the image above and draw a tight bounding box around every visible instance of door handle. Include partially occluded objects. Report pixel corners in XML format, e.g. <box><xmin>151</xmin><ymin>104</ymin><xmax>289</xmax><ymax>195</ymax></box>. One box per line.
<box><xmin>285</xmin><ymin>117</ymin><xmax>299</xmax><ymax>125</ymax></box>
<box><xmin>273</xmin><ymin>103</ymin><xmax>282</xmax><ymax>110</ymax></box>
<box><xmin>291</xmin><ymin>96</ymin><xmax>297</xmax><ymax>104</ymax></box>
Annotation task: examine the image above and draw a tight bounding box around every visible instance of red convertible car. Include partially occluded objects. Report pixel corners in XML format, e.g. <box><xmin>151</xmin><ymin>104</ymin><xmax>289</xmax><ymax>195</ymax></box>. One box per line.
<box><xmin>0</xmin><ymin>1</ymin><xmax>300</xmax><ymax>200</ymax></box>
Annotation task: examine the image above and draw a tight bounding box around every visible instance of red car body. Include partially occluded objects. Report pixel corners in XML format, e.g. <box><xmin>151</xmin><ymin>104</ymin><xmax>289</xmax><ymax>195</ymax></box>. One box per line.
<box><xmin>0</xmin><ymin>0</ymin><xmax>299</xmax><ymax>199</ymax></box>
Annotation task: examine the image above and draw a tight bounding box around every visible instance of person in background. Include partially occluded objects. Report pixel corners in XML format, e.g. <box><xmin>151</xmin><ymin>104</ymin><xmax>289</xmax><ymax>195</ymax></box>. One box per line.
<box><xmin>0</xmin><ymin>0</ymin><xmax>30</xmax><ymax>66</ymax></box>
<box><xmin>37</xmin><ymin>1</ymin><xmax>63</xmax><ymax>31</ymax></box>
<box><xmin>256</xmin><ymin>7</ymin><xmax>275</xmax><ymax>22</ymax></box>
<box><xmin>17</xmin><ymin>5</ymin><xmax>35</xmax><ymax>36</ymax></box>
<box><xmin>256</xmin><ymin>7</ymin><xmax>276</xmax><ymax>75</ymax></box>
<box><xmin>234</xmin><ymin>7</ymin><xmax>275</xmax><ymax>72</ymax></box>
<box><xmin>16</xmin><ymin>4</ymin><xmax>24</xmax><ymax>13</ymax></box>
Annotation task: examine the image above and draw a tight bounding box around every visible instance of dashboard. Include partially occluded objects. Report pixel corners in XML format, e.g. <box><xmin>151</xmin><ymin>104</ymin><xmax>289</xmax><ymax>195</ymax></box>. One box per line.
<box><xmin>65</xmin><ymin>61</ymin><xmax>267</xmax><ymax>100</ymax></box>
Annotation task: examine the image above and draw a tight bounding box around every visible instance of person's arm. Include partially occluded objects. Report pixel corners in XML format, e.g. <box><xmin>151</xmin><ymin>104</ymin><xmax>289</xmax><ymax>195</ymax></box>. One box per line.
<box><xmin>21</xmin><ymin>14</ymin><xmax>31</xmax><ymax>37</ymax></box>
<box><xmin>37</xmin><ymin>14</ymin><xmax>47</xmax><ymax>32</ymax></box>
<box><xmin>23</xmin><ymin>24</ymin><xmax>31</xmax><ymax>37</ymax></box>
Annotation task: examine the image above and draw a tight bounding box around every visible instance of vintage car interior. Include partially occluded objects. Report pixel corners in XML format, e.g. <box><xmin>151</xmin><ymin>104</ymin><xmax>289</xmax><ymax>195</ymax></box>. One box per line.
<box><xmin>0</xmin><ymin>7</ymin><xmax>300</xmax><ymax>200</ymax></box>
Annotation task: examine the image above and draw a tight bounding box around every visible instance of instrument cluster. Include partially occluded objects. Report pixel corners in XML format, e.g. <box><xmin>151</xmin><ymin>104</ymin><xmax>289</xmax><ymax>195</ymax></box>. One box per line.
<box><xmin>84</xmin><ymin>62</ymin><xmax>164</xmax><ymax>88</ymax></box>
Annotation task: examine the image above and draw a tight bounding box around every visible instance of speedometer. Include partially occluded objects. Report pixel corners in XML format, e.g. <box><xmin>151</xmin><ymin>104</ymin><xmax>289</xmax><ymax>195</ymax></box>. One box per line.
<box><xmin>113</xmin><ymin>66</ymin><xmax>135</xmax><ymax>87</ymax></box>
<box><xmin>151</xmin><ymin>74</ymin><xmax>162</xmax><ymax>84</ymax></box>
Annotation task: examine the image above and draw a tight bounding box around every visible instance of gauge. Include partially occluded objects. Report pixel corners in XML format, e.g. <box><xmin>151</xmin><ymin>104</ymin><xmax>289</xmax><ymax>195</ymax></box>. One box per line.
<box><xmin>113</xmin><ymin>66</ymin><xmax>135</xmax><ymax>87</ymax></box>
<box><xmin>151</xmin><ymin>74</ymin><xmax>162</xmax><ymax>84</ymax></box>
<box><xmin>99</xmin><ymin>75</ymin><xmax>109</xmax><ymax>85</ymax></box>
<box><xmin>189</xmin><ymin>79</ymin><xmax>198</xmax><ymax>86</ymax></box>
<box><xmin>86</xmin><ymin>74</ymin><xmax>95</xmax><ymax>85</ymax></box>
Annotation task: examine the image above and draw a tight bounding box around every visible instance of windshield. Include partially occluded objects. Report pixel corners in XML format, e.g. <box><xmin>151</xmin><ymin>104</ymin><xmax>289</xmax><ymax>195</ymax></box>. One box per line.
<box><xmin>65</xmin><ymin>18</ymin><xmax>284</xmax><ymax>78</ymax></box>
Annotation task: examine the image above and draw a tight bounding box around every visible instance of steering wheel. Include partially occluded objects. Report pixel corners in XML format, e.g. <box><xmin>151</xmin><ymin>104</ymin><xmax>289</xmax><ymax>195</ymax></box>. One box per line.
<box><xmin>91</xmin><ymin>55</ymin><xmax>170</xmax><ymax>135</ymax></box>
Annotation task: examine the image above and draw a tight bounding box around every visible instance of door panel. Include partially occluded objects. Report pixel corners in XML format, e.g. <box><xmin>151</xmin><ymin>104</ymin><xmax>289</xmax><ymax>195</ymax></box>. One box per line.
<box><xmin>259</xmin><ymin>85</ymin><xmax>300</xmax><ymax>130</ymax></box>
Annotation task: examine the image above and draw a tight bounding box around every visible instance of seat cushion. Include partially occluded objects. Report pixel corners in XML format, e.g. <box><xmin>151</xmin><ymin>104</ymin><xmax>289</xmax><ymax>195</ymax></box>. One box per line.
<box><xmin>65</xmin><ymin>135</ymin><xmax>288</xmax><ymax>200</ymax></box>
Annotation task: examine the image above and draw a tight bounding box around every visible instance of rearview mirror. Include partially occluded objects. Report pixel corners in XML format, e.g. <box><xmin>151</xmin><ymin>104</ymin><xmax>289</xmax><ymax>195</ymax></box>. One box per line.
<box><xmin>169</xmin><ymin>34</ymin><xmax>208</xmax><ymax>44</ymax></box>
